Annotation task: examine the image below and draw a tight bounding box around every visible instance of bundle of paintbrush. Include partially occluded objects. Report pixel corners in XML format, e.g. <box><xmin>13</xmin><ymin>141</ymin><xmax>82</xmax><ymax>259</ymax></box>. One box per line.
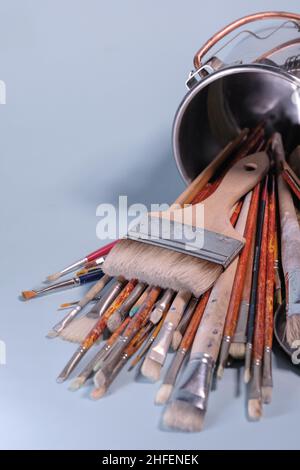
<box><xmin>23</xmin><ymin>124</ymin><xmax>300</xmax><ymax>432</ymax></box>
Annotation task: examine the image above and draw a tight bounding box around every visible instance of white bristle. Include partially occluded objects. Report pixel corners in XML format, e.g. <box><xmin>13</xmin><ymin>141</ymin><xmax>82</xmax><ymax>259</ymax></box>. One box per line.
<box><xmin>171</xmin><ymin>331</ymin><xmax>182</xmax><ymax>351</ymax></box>
<box><xmin>141</xmin><ymin>356</ymin><xmax>161</xmax><ymax>382</ymax></box>
<box><xmin>46</xmin><ymin>330</ymin><xmax>58</xmax><ymax>339</ymax></box>
<box><xmin>103</xmin><ymin>239</ymin><xmax>222</xmax><ymax>297</ymax></box>
<box><xmin>59</xmin><ymin>316</ymin><xmax>98</xmax><ymax>343</ymax></box>
<box><xmin>68</xmin><ymin>377</ymin><xmax>85</xmax><ymax>392</ymax></box>
<box><xmin>229</xmin><ymin>342</ymin><xmax>246</xmax><ymax>359</ymax></box>
<box><xmin>244</xmin><ymin>368</ymin><xmax>251</xmax><ymax>384</ymax></box>
<box><xmin>106</xmin><ymin>311</ymin><xmax>122</xmax><ymax>333</ymax></box>
<box><xmin>163</xmin><ymin>400</ymin><xmax>205</xmax><ymax>432</ymax></box>
<box><xmin>248</xmin><ymin>398</ymin><xmax>262</xmax><ymax>421</ymax></box>
<box><xmin>90</xmin><ymin>385</ymin><xmax>107</xmax><ymax>400</ymax></box>
<box><xmin>155</xmin><ymin>384</ymin><xmax>173</xmax><ymax>405</ymax></box>
<box><xmin>93</xmin><ymin>369</ymin><xmax>106</xmax><ymax>388</ymax></box>
<box><xmin>262</xmin><ymin>386</ymin><xmax>273</xmax><ymax>405</ymax></box>
<box><xmin>46</xmin><ymin>272</ymin><xmax>61</xmax><ymax>283</ymax></box>
<box><xmin>286</xmin><ymin>316</ymin><xmax>300</xmax><ymax>347</ymax></box>
<box><xmin>150</xmin><ymin>308</ymin><xmax>164</xmax><ymax>324</ymax></box>
<box><xmin>216</xmin><ymin>364</ymin><xmax>224</xmax><ymax>380</ymax></box>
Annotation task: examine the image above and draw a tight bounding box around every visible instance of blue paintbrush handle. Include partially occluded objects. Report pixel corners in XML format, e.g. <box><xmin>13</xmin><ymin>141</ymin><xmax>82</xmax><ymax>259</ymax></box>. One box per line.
<box><xmin>78</xmin><ymin>270</ymin><xmax>104</xmax><ymax>285</ymax></box>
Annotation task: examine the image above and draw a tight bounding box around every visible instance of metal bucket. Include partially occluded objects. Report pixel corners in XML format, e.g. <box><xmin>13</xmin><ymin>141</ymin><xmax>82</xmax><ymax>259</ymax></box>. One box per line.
<box><xmin>173</xmin><ymin>11</ymin><xmax>300</xmax><ymax>183</ymax></box>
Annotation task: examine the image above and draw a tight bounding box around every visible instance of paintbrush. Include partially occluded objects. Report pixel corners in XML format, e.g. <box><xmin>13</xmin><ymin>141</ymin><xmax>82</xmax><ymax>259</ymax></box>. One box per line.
<box><xmin>149</xmin><ymin>289</ymin><xmax>175</xmax><ymax>324</ymax></box>
<box><xmin>22</xmin><ymin>269</ymin><xmax>105</xmax><ymax>300</ymax></box>
<box><xmin>46</xmin><ymin>240</ymin><xmax>117</xmax><ymax>283</ymax></box>
<box><xmin>274</xmin><ymin>228</ymin><xmax>282</xmax><ymax>307</ymax></box>
<box><xmin>58</xmin><ymin>296</ymin><xmax>102</xmax><ymax>310</ymax></box>
<box><xmin>281</xmin><ymin>161</ymin><xmax>300</xmax><ymax>201</ymax></box>
<box><xmin>155</xmin><ymin>291</ymin><xmax>210</xmax><ymax>405</ymax></box>
<box><xmin>171</xmin><ymin>296</ymin><xmax>198</xmax><ymax>351</ymax></box>
<box><xmin>91</xmin><ymin>286</ymin><xmax>161</xmax><ymax>388</ymax></box>
<box><xmin>106</xmin><ymin>282</ymin><xmax>147</xmax><ymax>332</ymax></box>
<box><xmin>141</xmin><ymin>290</ymin><xmax>192</xmax><ymax>382</ymax></box>
<box><xmin>273</xmin><ymin>133</ymin><xmax>300</xmax><ymax>348</ymax></box>
<box><xmin>229</xmin><ymin>234</ymin><xmax>255</xmax><ymax>359</ymax></box>
<box><xmin>59</xmin><ymin>278</ymin><xmax>126</xmax><ymax>343</ymax></box>
<box><xmin>103</xmin><ymin>152</ymin><xmax>269</xmax><ymax>297</ymax></box>
<box><xmin>162</xmin><ymin>189</ymin><xmax>250</xmax><ymax>432</ymax></box>
<box><xmin>244</xmin><ymin>177</ymin><xmax>269</xmax><ymax>383</ymax></box>
<box><xmin>68</xmin><ymin>317</ymin><xmax>131</xmax><ymax>391</ymax></box>
<box><xmin>217</xmin><ymin>188</ymin><xmax>258</xmax><ymax>376</ymax></box>
<box><xmin>248</xmin><ymin>178</ymin><xmax>269</xmax><ymax>420</ymax></box>
<box><xmin>46</xmin><ymin>275</ymin><xmax>115</xmax><ymax>338</ymax></box>
<box><xmin>75</xmin><ymin>257</ymin><xmax>106</xmax><ymax>275</ymax></box>
<box><xmin>56</xmin><ymin>279</ymin><xmax>138</xmax><ymax>382</ymax></box>
<box><xmin>262</xmin><ymin>175</ymin><xmax>276</xmax><ymax>405</ymax></box>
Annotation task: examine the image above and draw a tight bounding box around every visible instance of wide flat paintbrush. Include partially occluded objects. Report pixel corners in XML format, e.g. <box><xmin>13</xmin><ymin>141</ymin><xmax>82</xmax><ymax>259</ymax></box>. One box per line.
<box><xmin>217</xmin><ymin>188</ymin><xmax>258</xmax><ymax>376</ymax></box>
<box><xmin>248</xmin><ymin>179</ymin><xmax>269</xmax><ymax>420</ymax></box>
<box><xmin>273</xmin><ymin>133</ymin><xmax>300</xmax><ymax>347</ymax></box>
<box><xmin>262</xmin><ymin>175</ymin><xmax>276</xmax><ymax>405</ymax></box>
<box><xmin>141</xmin><ymin>290</ymin><xmax>192</xmax><ymax>382</ymax></box>
<box><xmin>244</xmin><ymin>177</ymin><xmax>269</xmax><ymax>383</ymax></box>
<box><xmin>56</xmin><ymin>279</ymin><xmax>138</xmax><ymax>381</ymax></box>
<box><xmin>22</xmin><ymin>269</ymin><xmax>105</xmax><ymax>300</ymax></box>
<box><xmin>59</xmin><ymin>277</ymin><xmax>126</xmax><ymax>342</ymax></box>
<box><xmin>155</xmin><ymin>290</ymin><xmax>210</xmax><ymax>405</ymax></box>
<box><xmin>104</xmin><ymin>152</ymin><xmax>269</xmax><ymax>296</ymax></box>
<box><xmin>163</xmin><ymin>193</ymin><xmax>250</xmax><ymax>432</ymax></box>
<box><xmin>46</xmin><ymin>240</ymin><xmax>118</xmax><ymax>282</ymax></box>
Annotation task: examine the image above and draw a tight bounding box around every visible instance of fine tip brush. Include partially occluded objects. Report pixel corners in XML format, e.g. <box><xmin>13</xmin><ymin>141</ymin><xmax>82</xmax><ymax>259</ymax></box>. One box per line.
<box><xmin>22</xmin><ymin>269</ymin><xmax>105</xmax><ymax>300</ymax></box>
<box><xmin>46</xmin><ymin>240</ymin><xmax>117</xmax><ymax>283</ymax></box>
<box><xmin>141</xmin><ymin>290</ymin><xmax>192</xmax><ymax>382</ymax></box>
<box><xmin>162</xmin><ymin>186</ymin><xmax>251</xmax><ymax>432</ymax></box>
<box><xmin>155</xmin><ymin>291</ymin><xmax>210</xmax><ymax>405</ymax></box>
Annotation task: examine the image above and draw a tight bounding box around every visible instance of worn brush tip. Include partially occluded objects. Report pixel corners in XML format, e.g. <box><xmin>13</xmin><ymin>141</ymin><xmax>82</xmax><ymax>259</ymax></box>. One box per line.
<box><xmin>68</xmin><ymin>377</ymin><xmax>85</xmax><ymax>392</ymax></box>
<box><xmin>229</xmin><ymin>342</ymin><xmax>246</xmax><ymax>359</ymax></box>
<box><xmin>141</xmin><ymin>356</ymin><xmax>161</xmax><ymax>382</ymax></box>
<box><xmin>21</xmin><ymin>290</ymin><xmax>37</xmax><ymax>300</ymax></box>
<box><xmin>155</xmin><ymin>384</ymin><xmax>173</xmax><ymax>405</ymax></box>
<box><xmin>46</xmin><ymin>329</ymin><xmax>59</xmax><ymax>339</ymax></box>
<box><xmin>150</xmin><ymin>308</ymin><xmax>163</xmax><ymax>325</ymax></box>
<box><xmin>248</xmin><ymin>398</ymin><xmax>262</xmax><ymax>421</ymax></box>
<box><xmin>261</xmin><ymin>386</ymin><xmax>273</xmax><ymax>405</ymax></box>
<box><xmin>90</xmin><ymin>386</ymin><xmax>107</xmax><ymax>400</ymax></box>
<box><xmin>216</xmin><ymin>364</ymin><xmax>224</xmax><ymax>380</ymax></box>
<box><xmin>244</xmin><ymin>367</ymin><xmax>251</xmax><ymax>384</ymax></box>
<box><xmin>46</xmin><ymin>272</ymin><xmax>61</xmax><ymax>283</ymax></box>
<box><xmin>93</xmin><ymin>369</ymin><xmax>106</xmax><ymax>388</ymax></box>
<box><xmin>171</xmin><ymin>331</ymin><xmax>182</xmax><ymax>351</ymax></box>
<box><xmin>106</xmin><ymin>312</ymin><xmax>122</xmax><ymax>333</ymax></box>
<box><xmin>163</xmin><ymin>400</ymin><xmax>205</xmax><ymax>432</ymax></box>
<box><xmin>56</xmin><ymin>375</ymin><xmax>66</xmax><ymax>384</ymax></box>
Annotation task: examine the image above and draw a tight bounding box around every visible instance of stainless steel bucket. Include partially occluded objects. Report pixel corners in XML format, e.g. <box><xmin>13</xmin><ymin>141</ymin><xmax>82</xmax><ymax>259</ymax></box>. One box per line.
<box><xmin>173</xmin><ymin>11</ymin><xmax>300</xmax><ymax>183</ymax></box>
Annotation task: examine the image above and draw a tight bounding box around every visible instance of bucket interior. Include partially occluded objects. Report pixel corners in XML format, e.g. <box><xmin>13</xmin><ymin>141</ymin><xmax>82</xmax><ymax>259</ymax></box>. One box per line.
<box><xmin>174</xmin><ymin>67</ymin><xmax>300</xmax><ymax>182</ymax></box>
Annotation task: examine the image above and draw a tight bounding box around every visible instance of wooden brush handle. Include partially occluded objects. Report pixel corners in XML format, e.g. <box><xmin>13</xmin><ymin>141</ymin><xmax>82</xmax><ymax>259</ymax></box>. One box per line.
<box><xmin>253</xmin><ymin>186</ymin><xmax>269</xmax><ymax>362</ymax></box>
<box><xmin>107</xmin><ymin>317</ymin><xmax>131</xmax><ymax>346</ymax></box>
<box><xmin>82</xmin><ymin>279</ymin><xmax>137</xmax><ymax>348</ymax></box>
<box><xmin>265</xmin><ymin>177</ymin><xmax>276</xmax><ymax>349</ymax></box>
<box><xmin>181</xmin><ymin>290</ymin><xmax>210</xmax><ymax>350</ymax></box>
<box><xmin>191</xmin><ymin>191</ymin><xmax>250</xmax><ymax>359</ymax></box>
<box><xmin>223</xmin><ymin>185</ymin><xmax>260</xmax><ymax>337</ymax></box>
<box><xmin>165</xmin><ymin>290</ymin><xmax>192</xmax><ymax>326</ymax></box>
<box><xmin>169</xmin><ymin>152</ymin><xmax>269</xmax><ymax>242</ymax></box>
<box><xmin>78</xmin><ymin>274</ymin><xmax>112</xmax><ymax>307</ymax></box>
<box><xmin>172</xmin><ymin>129</ymin><xmax>248</xmax><ymax>208</ymax></box>
<box><xmin>123</xmin><ymin>286</ymin><xmax>161</xmax><ymax>338</ymax></box>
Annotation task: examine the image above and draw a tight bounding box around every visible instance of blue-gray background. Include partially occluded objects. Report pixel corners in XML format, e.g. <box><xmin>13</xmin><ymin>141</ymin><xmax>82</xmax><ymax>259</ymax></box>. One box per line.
<box><xmin>1</xmin><ymin>0</ymin><xmax>300</xmax><ymax>450</ymax></box>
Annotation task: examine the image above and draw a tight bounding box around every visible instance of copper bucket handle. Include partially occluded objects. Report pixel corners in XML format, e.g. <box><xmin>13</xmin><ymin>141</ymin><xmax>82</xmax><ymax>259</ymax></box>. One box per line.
<box><xmin>193</xmin><ymin>11</ymin><xmax>300</xmax><ymax>69</ymax></box>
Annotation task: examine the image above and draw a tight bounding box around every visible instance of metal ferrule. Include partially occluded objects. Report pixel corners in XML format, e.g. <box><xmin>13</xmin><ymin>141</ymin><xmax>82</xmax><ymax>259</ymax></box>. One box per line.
<box><xmin>118</xmin><ymin>282</ymin><xmax>146</xmax><ymax>317</ymax></box>
<box><xmin>149</xmin><ymin>321</ymin><xmax>175</xmax><ymax>365</ymax></box>
<box><xmin>37</xmin><ymin>278</ymin><xmax>77</xmax><ymax>295</ymax></box>
<box><xmin>150</xmin><ymin>289</ymin><xmax>175</xmax><ymax>323</ymax></box>
<box><xmin>57</xmin><ymin>345</ymin><xmax>87</xmax><ymax>382</ymax></box>
<box><xmin>58</xmin><ymin>257</ymin><xmax>88</xmax><ymax>277</ymax></box>
<box><xmin>87</xmin><ymin>280</ymin><xmax>124</xmax><ymax>319</ymax></box>
<box><xmin>175</xmin><ymin>353</ymin><xmax>215</xmax><ymax>412</ymax></box>
<box><xmin>53</xmin><ymin>304</ymin><xmax>82</xmax><ymax>334</ymax></box>
<box><xmin>99</xmin><ymin>336</ymin><xmax>129</xmax><ymax>378</ymax></box>
<box><xmin>93</xmin><ymin>344</ymin><xmax>113</xmax><ymax>372</ymax></box>
<box><xmin>262</xmin><ymin>347</ymin><xmax>273</xmax><ymax>388</ymax></box>
<box><xmin>248</xmin><ymin>360</ymin><xmax>262</xmax><ymax>400</ymax></box>
<box><xmin>77</xmin><ymin>345</ymin><xmax>107</xmax><ymax>381</ymax></box>
<box><xmin>163</xmin><ymin>348</ymin><xmax>187</xmax><ymax>386</ymax></box>
<box><xmin>218</xmin><ymin>335</ymin><xmax>232</xmax><ymax>369</ymax></box>
<box><xmin>177</xmin><ymin>297</ymin><xmax>198</xmax><ymax>334</ymax></box>
<box><xmin>245</xmin><ymin>342</ymin><xmax>253</xmax><ymax>373</ymax></box>
<box><xmin>232</xmin><ymin>301</ymin><xmax>249</xmax><ymax>343</ymax></box>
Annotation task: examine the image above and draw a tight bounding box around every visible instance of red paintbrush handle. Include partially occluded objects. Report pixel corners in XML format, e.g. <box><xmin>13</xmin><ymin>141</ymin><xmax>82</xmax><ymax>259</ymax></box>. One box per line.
<box><xmin>87</xmin><ymin>241</ymin><xmax>118</xmax><ymax>262</ymax></box>
<box><xmin>265</xmin><ymin>177</ymin><xmax>276</xmax><ymax>349</ymax></box>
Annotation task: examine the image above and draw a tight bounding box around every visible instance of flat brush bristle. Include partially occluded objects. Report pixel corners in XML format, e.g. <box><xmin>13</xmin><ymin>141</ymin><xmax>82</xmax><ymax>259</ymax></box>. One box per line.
<box><xmin>261</xmin><ymin>386</ymin><xmax>272</xmax><ymax>405</ymax></box>
<box><xmin>141</xmin><ymin>356</ymin><xmax>161</xmax><ymax>382</ymax></box>
<box><xmin>171</xmin><ymin>331</ymin><xmax>182</xmax><ymax>351</ymax></box>
<box><xmin>216</xmin><ymin>364</ymin><xmax>224</xmax><ymax>380</ymax></box>
<box><xmin>46</xmin><ymin>272</ymin><xmax>61</xmax><ymax>283</ymax></box>
<box><xmin>229</xmin><ymin>342</ymin><xmax>246</xmax><ymax>359</ymax></box>
<box><xmin>90</xmin><ymin>386</ymin><xmax>106</xmax><ymax>400</ymax></box>
<box><xmin>59</xmin><ymin>316</ymin><xmax>98</xmax><ymax>343</ymax></box>
<box><xmin>163</xmin><ymin>400</ymin><xmax>205</xmax><ymax>432</ymax></box>
<box><xmin>248</xmin><ymin>398</ymin><xmax>262</xmax><ymax>421</ymax></box>
<box><xmin>103</xmin><ymin>239</ymin><xmax>222</xmax><ymax>297</ymax></box>
<box><xmin>155</xmin><ymin>384</ymin><xmax>173</xmax><ymax>405</ymax></box>
<box><xmin>46</xmin><ymin>329</ymin><xmax>59</xmax><ymax>339</ymax></box>
<box><xmin>68</xmin><ymin>377</ymin><xmax>85</xmax><ymax>392</ymax></box>
<box><xmin>21</xmin><ymin>290</ymin><xmax>37</xmax><ymax>300</ymax></box>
